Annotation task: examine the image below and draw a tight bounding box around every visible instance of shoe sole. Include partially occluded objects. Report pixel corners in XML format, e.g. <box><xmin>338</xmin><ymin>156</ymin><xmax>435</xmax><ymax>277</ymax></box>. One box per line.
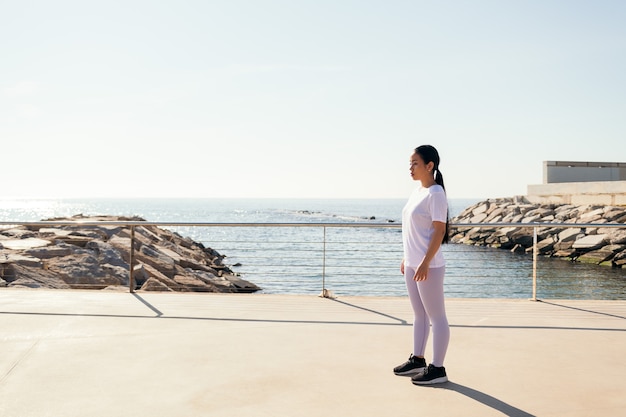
<box><xmin>394</xmin><ymin>367</ymin><xmax>426</xmax><ymax>377</ymax></box>
<box><xmin>412</xmin><ymin>376</ymin><xmax>448</xmax><ymax>385</ymax></box>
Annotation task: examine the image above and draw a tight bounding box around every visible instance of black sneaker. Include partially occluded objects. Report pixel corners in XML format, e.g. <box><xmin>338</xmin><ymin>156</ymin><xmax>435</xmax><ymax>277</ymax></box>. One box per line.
<box><xmin>411</xmin><ymin>364</ymin><xmax>448</xmax><ymax>385</ymax></box>
<box><xmin>393</xmin><ymin>354</ymin><xmax>427</xmax><ymax>376</ymax></box>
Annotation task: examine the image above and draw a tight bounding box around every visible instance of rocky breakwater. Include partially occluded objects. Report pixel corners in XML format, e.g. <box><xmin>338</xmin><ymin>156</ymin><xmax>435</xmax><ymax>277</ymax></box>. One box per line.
<box><xmin>0</xmin><ymin>215</ymin><xmax>260</xmax><ymax>292</ymax></box>
<box><xmin>450</xmin><ymin>197</ymin><xmax>626</xmax><ymax>268</ymax></box>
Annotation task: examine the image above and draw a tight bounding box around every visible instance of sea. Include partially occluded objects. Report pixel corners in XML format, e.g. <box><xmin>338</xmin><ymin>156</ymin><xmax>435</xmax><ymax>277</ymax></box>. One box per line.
<box><xmin>1</xmin><ymin>198</ymin><xmax>625</xmax><ymax>300</ymax></box>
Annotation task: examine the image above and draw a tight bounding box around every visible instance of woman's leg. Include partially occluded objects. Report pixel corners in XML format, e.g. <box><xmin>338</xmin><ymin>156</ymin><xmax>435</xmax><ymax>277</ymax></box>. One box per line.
<box><xmin>417</xmin><ymin>266</ymin><xmax>449</xmax><ymax>367</ymax></box>
<box><xmin>404</xmin><ymin>266</ymin><xmax>429</xmax><ymax>357</ymax></box>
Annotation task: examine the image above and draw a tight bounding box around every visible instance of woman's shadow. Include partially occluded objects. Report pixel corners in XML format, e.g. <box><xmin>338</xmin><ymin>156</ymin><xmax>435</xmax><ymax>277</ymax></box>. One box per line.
<box><xmin>426</xmin><ymin>381</ymin><xmax>536</xmax><ymax>417</ymax></box>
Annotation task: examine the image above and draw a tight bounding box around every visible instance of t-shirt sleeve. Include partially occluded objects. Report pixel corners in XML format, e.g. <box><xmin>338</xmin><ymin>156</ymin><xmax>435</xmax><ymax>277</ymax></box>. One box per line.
<box><xmin>429</xmin><ymin>188</ymin><xmax>448</xmax><ymax>223</ymax></box>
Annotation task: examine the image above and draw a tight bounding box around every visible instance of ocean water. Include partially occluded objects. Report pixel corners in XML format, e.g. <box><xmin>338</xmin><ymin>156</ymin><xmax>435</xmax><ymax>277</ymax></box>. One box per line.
<box><xmin>1</xmin><ymin>198</ymin><xmax>625</xmax><ymax>300</ymax></box>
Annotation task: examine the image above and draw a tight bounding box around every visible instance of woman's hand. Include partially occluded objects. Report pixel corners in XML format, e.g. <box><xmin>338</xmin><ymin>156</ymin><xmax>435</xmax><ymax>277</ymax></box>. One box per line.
<box><xmin>413</xmin><ymin>261</ymin><xmax>429</xmax><ymax>282</ymax></box>
<box><xmin>400</xmin><ymin>259</ymin><xmax>405</xmax><ymax>275</ymax></box>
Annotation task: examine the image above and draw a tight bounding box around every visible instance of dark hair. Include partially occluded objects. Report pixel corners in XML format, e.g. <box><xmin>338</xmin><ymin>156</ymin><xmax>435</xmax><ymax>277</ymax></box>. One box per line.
<box><xmin>414</xmin><ymin>145</ymin><xmax>450</xmax><ymax>244</ymax></box>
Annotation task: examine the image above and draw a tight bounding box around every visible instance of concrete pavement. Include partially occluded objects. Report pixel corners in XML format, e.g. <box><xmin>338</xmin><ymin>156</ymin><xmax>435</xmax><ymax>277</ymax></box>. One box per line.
<box><xmin>1</xmin><ymin>289</ymin><xmax>625</xmax><ymax>416</ymax></box>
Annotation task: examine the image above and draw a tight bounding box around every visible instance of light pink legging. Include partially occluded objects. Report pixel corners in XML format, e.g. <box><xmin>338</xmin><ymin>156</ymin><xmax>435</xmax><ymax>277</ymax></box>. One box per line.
<box><xmin>404</xmin><ymin>266</ymin><xmax>450</xmax><ymax>367</ymax></box>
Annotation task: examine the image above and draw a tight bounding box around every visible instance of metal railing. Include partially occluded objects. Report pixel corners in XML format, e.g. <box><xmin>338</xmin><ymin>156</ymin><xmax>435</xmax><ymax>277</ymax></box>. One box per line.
<box><xmin>1</xmin><ymin>220</ymin><xmax>625</xmax><ymax>299</ymax></box>
<box><xmin>452</xmin><ymin>222</ymin><xmax>626</xmax><ymax>300</ymax></box>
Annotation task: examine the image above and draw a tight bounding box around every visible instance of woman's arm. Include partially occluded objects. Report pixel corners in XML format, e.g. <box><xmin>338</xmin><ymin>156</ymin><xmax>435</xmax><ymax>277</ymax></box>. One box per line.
<box><xmin>413</xmin><ymin>221</ymin><xmax>446</xmax><ymax>281</ymax></box>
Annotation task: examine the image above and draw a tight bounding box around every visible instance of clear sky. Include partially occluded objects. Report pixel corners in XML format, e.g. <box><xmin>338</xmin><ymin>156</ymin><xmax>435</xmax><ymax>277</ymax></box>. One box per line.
<box><xmin>1</xmin><ymin>0</ymin><xmax>624</xmax><ymax>200</ymax></box>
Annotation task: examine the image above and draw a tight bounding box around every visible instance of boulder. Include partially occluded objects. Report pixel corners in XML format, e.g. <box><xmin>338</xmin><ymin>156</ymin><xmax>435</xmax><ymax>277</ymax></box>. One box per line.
<box><xmin>472</xmin><ymin>203</ymin><xmax>489</xmax><ymax>215</ymax></box>
<box><xmin>536</xmin><ymin>238</ymin><xmax>555</xmax><ymax>255</ymax></box>
<box><xmin>0</xmin><ymin>215</ymin><xmax>259</xmax><ymax>293</ymax></box>
<box><xmin>554</xmin><ymin>241</ymin><xmax>574</xmax><ymax>251</ymax></box>
<box><xmin>1</xmin><ymin>253</ymin><xmax>43</xmax><ymax>268</ymax></box>
<box><xmin>577</xmin><ymin>245</ymin><xmax>624</xmax><ymax>264</ymax></box>
<box><xmin>608</xmin><ymin>230</ymin><xmax>626</xmax><ymax>245</ymax></box>
<box><xmin>604</xmin><ymin>208</ymin><xmax>626</xmax><ymax>221</ymax></box>
<box><xmin>173</xmin><ymin>274</ymin><xmax>218</xmax><ymax>292</ymax></box>
<box><xmin>24</xmin><ymin>245</ymin><xmax>73</xmax><ymax>259</ymax></box>
<box><xmin>579</xmin><ymin>208</ymin><xmax>605</xmax><ymax>222</ymax></box>
<box><xmin>450</xmin><ymin>198</ymin><xmax>626</xmax><ymax>269</ymax></box>
<box><xmin>572</xmin><ymin>235</ymin><xmax>608</xmax><ymax>250</ymax></box>
<box><xmin>141</xmin><ymin>277</ymin><xmax>174</xmax><ymax>291</ymax></box>
<box><xmin>554</xmin><ymin>249</ymin><xmax>576</xmax><ymax>258</ymax></box>
<box><xmin>1</xmin><ymin>263</ymin><xmax>70</xmax><ymax>289</ymax></box>
<box><xmin>47</xmin><ymin>253</ymin><xmax>123</xmax><ymax>289</ymax></box>
<box><xmin>86</xmin><ymin>241</ymin><xmax>129</xmax><ymax>268</ymax></box>
<box><xmin>470</xmin><ymin>212</ymin><xmax>488</xmax><ymax>223</ymax></box>
<box><xmin>0</xmin><ymin>238</ymin><xmax>51</xmax><ymax>250</ymax></box>
<box><xmin>558</xmin><ymin>228</ymin><xmax>583</xmax><ymax>243</ymax></box>
<box><xmin>613</xmin><ymin>251</ymin><xmax>626</xmax><ymax>267</ymax></box>
<box><xmin>134</xmin><ymin>249</ymin><xmax>177</xmax><ymax>279</ymax></box>
<box><xmin>511</xmin><ymin>244</ymin><xmax>525</xmax><ymax>254</ymax></box>
<box><xmin>510</xmin><ymin>229</ymin><xmax>534</xmax><ymax>248</ymax></box>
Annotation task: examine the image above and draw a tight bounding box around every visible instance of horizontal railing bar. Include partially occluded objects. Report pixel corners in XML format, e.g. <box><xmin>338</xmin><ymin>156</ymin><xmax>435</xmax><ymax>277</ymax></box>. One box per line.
<box><xmin>452</xmin><ymin>222</ymin><xmax>625</xmax><ymax>228</ymax></box>
<box><xmin>216</xmin><ymin>240</ymin><xmax>401</xmax><ymax>244</ymax></box>
<box><xmin>2</xmin><ymin>220</ymin><xmax>624</xmax><ymax>229</ymax></box>
<box><xmin>0</xmin><ymin>221</ymin><xmax>400</xmax><ymax>227</ymax></box>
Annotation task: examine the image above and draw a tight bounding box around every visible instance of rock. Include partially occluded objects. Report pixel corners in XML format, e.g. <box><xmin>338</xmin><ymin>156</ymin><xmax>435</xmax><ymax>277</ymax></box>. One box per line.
<box><xmin>608</xmin><ymin>230</ymin><xmax>626</xmax><ymax>245</ymax></box>
<box><xmin>613</xmin><ymin>251</ymin><xmax>626</xmax><ymax>267</ymax></box>
<box><xmin>221</xmin><ymin>275</ymin><xmax>262</xmax><ymax>293</ymax></box>
<box><xmin>577</xmin><ymin>245</ymin><xmax>625</xmax><ymax>264</ymax></box>
<box><xmin>47</xmin><ymin>253</ymin><xmax>123</xmax><ymax>289</ymax></box>
<box><xmin>37</xmin><ymin>228</ymin><xmax>74</xmax><ymax>237</ymax></box>
<box><xmin>1</xmin><ymin>263</ymin><xmax>70</xmax><ymax>289</ymax></box>
<box><xmin>24</xmin><ymin>245</ymin><xmax>73</xmax><ymax>259</ymax></box>
<box><xmin>511</xmin><ymin>244</ymin><xmax>525</xmax><ymax>254</ymax></box>
<box><xmin>450</xmin><ymin>198</ymin><xmax>626</xmax><ymax>269</ymax></box>
<box><xmin>0</xmin><ymin>215</ymin><xmax>259</xmax><ymax>293</ymax></box>
<box><xmin>521</xmin><ymin>214</ymin><xmax>543</xmax><ymax>223</ymax></box>
<box><xmin>525</xmin><ymin>208</ymin><xmax>555</xmax><ymax>220</ymax></box>
<box><xmin>173</xmin><ymin>274</ymin><xmax>217</xmax><ymax>292</ymax></box>
<box><xmin>140</xmin><ymin>263</ymin><xmax>185</xmax><ymax>291</ymax></box>
<box><xmin>536</xmin><ymin>238</ymin><xmax>555</xmax><ymax>255</ymax></box>
<box><xmin>53</xmin><ymin>235</ymin><xmax>93</xmax><ymax>247</ymax></box>
<box><xmin>470</xmin><ymin>212</ymin><xmax>488</xmax><ymax>223</ymax></box>
<box><xmin>558</xmin><ymin>228</ymin><xmax>583</xmax><ymax>243</ymax></box>
<box><xmin>0</xmin><ymin>238</ymin><xmax>51</xmax><ymax>250</ymax></box>
<box><xmin>102</xmin><ymin>285</ymin><xmax>129</xmax><ymax>291</ymax></box>
<box><xmin>572</xmin><ymin>235</ymin><xmax>608</xmax><ymax>250</ymax></box>
<box><xmin>604</xmin><ymin>208</ymin><xmax>626</xmax><ymax>221</ymax></box>
<box><xmin>472</xmin><ymin>203</ymin><xmax>489</xmax><ymax>215</ymax></box>
<box><xmin>554</xmin><ymin>241</ymin><xmax>574</xmax><ymax>251</ymax></box>
<box><xmin>554</xmin><ymin>249</ymin><xmax>576</xmax><ymax>258</ymax></box>
<box><xmin>510</xmin><ymin>229</ymin><xmax>534</xmax><ymax>248</ymax></box>
<box><xmin>579</xmin><ymin>208</ymin><xmax>605</xmax><ymax>222</ymax></box>
<box><xmin>86</xmin><ymin>241</ymin><xmax>128</xmax><ymax>268</ymax></box>
<box><xmin>1</xmin><ymin>228</ymin><xmax>37</xmax><ymax>239</ymax></box>
<box><xmin>136</xmin><ymin>245</ymin><xmax>176</xmax><ymax>277</ymax></box>
<box><xmin>141</xmin><ymin>277</ymin><xmax>174</xmax><ymax>291</ymax></box>
<box><xmin>1</xmin><ymin>253</ymin><xmax>43</xmax><ymax>268</ymax></box>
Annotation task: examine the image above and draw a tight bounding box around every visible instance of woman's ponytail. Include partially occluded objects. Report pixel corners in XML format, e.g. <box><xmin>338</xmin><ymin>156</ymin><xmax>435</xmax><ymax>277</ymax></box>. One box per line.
<box><xmin>435</xmin><ymin>169</ymin><xmax>450</xmax><ymax>244</ymax></box>
<box><xmin>435</xmin><ymin>169</ymin><xmax>445</xmax><ymax>191</ymax></box>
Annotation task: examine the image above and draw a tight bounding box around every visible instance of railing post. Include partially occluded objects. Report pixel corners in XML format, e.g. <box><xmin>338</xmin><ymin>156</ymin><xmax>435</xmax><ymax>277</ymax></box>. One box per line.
<box><xmin>129</xmin><ymin>225</ymin><xmax>135</xmax><ymax>293</ymax></box>
<box><xmin>321</xmin><ymin>226</ymin><xmax>327</xmax><ymax>296</ymax></box>
<box><xmin>531</xmin><ymin>226</ymin><xmax>538</xmax><ymax>301</ymax></box>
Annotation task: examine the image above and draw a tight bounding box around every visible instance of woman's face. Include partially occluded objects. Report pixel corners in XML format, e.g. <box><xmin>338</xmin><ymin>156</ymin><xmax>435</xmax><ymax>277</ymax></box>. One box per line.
<box><xmin>409</xmin><ymin>152</ymin><xmax>434</xmax><ymax>182</ymax></box>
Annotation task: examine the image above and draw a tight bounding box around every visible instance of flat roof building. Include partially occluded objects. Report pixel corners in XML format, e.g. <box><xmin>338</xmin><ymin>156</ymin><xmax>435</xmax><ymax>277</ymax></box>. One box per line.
<box><xmin>527</xmin><ymin>161</ymin><xmax>626</xmax><ymax>206</ymax></box>
<box><xmin>544</xmin><ymin>161</ymin><xmax>626</xmax><ymax>183</ymax></box>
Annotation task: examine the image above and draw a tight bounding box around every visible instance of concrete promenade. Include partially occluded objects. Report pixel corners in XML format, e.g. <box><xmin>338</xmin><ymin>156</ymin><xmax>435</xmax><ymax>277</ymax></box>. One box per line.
<box><xmin>1</xmin><ymin>289</ymin><xmax>625</xmax><ymax>417</ymax></box>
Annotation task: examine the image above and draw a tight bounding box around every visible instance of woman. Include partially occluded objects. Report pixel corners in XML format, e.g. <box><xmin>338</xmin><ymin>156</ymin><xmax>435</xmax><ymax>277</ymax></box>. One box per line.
<box><xmin>393</xmin><ymin>145</ymin><xmax>450</xmax><ymax>385</ymax></box>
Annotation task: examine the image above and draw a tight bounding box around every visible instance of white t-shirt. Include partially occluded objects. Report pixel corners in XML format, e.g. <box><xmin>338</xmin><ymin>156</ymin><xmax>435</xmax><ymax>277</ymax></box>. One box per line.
<box><xmin>402</xmin><ymin>184</ymin><xmax>448</xmax><ymax>268</ymax></box>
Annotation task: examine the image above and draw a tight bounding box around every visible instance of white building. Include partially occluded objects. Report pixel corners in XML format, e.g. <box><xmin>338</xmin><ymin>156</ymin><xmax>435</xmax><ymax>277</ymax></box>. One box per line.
<box><xmin>527</xmin><ymin>161</ymin><xmax>626</xmax><ymax>206</ymax></box>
